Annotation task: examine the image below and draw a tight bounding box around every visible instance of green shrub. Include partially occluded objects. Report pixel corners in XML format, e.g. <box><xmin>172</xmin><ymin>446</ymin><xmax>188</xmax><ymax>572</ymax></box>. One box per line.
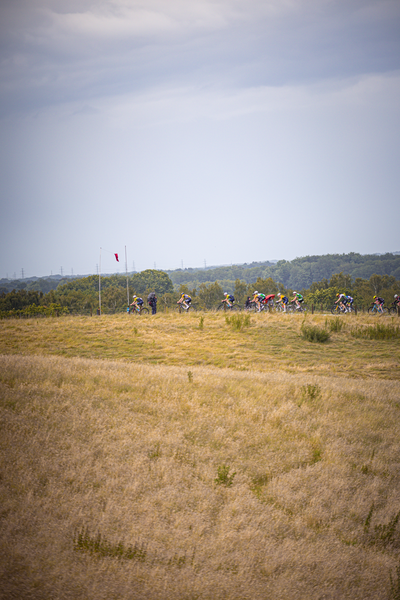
<box><xmin>300</xmin><ymin>323</ymin><xmax>330</xmax><ymax>343</ymax></box>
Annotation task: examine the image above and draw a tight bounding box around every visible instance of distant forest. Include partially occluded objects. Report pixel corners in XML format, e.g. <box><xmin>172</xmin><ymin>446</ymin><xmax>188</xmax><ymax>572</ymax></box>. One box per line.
<box><xmin>166</xmin><ymin>253</ymin><xmax>400</xmax><ymax>290</ymax></box>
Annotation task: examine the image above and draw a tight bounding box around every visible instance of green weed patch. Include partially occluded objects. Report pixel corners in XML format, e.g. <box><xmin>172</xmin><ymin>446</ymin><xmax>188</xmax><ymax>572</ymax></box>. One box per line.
<box><xmin>73</xmin><ymin>527</ymin><xmax>147</xmax><ymax>561</ymax></box>
<box><xmin>351</xmin><ymin>323</ymin><xmax>400</xmax><ymax>340</ymax></box>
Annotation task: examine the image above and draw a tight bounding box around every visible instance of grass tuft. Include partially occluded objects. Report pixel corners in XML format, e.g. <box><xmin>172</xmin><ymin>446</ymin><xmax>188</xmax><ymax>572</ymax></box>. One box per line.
<box><xmin>390</xmin><ymin>563</ymin><xmax>400</xmax><ymax>600</ymax></box>
<box><xmin>214</xmin><ymin>465</ymin><xmax>236</xmax><ymax>487</ymax></box>
<box><xmin>225</xmin><ymin>313</ymin><xmax>251</xmax><ymax>331</ymax></box>
<box><xmin>301</xmin><ymin>383</ymin><xmax>322</xmax><ymax>403</ymax></box>
<box><xmin>327</xmin><ymin>317</ymin><xmax>344</xmax><ymax>333</ymax></box>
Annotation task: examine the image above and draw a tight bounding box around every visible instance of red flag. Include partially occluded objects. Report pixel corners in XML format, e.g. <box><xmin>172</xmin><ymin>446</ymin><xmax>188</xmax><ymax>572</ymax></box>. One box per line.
<box><xmin>114</xmin><ymin>253</ymin><xmax>119</xmax><ymax>262</ymax></box>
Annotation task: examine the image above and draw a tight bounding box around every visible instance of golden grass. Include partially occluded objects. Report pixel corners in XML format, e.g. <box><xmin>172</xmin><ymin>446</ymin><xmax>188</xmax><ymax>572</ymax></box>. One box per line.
<box><xmin>1</xmin><ymin>313</ymin><xmax>400</xmax><ymax>599</ymax></box>
<box><xmin>0</xmin><ymin>312</ymin><xmax>399</xmax><ymax>378</ymax></box>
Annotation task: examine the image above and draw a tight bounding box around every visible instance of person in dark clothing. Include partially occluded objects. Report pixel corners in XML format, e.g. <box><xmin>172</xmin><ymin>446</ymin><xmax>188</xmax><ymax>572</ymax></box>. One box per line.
<box><xmin>148</xmin><ymin>292</ymin><xmax>157</xmax><ymax>314</ymax></box>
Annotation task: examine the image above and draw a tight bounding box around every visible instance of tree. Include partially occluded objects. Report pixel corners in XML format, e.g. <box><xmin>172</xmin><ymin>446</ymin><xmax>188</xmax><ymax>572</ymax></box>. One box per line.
<box><xmin>329</xmin><ymin>272</ymin><xmax>352</xmax><ymax>289</ymax></box>
<box><xmin>130</xmin><ymin>270</ymin><xmax>173</xmax><ymax>295</ymax></box>
<box><xmin>234</xmin><ymin>279</ymin><xmax>248</xmax><ymax>304</ymax></box>
<box><xmin>198</xmin><ymin>282</ymin><xmax>223</xmax><ymax>309</ymax></box>
<box><xmin>369</xmin><ymin>274</ymin><xmax>383</xmax><ymax>295</ymax></box>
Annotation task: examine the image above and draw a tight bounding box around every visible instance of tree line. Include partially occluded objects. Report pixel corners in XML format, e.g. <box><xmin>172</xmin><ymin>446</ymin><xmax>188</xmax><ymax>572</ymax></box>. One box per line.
<box><xmin>1</xmin><ymin>268</ymin><xmax>399</xmax><ymax>317</ymax></box>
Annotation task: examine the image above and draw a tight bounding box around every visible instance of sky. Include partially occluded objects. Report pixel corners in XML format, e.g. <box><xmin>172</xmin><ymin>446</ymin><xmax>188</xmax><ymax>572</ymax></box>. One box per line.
<box><xmin>1</xmin><ymin>0</ymin><xmax>400</xmax><ymax>279</ymax></box>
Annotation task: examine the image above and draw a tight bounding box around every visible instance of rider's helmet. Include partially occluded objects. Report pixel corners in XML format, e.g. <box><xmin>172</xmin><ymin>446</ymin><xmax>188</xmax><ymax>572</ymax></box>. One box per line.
<box><xmin>336</xmin><ymin>293</ymin><xmax>340</xmax><ymax>297</ymax></box>
<box><xmin>395</xmin><ymin>294</ymin><xmax>398</xmax><ymax>298</ymax></box>
<box><xmin>132</xmin><ymin>295</ymin><xmax>137</xmax><ymax>300</ymax></box>
<box><xmin>224</xmin><ymin>292</ymin><xmax>228</xmax><ymax>296</ymax></box>
<box><xmin>253</xmin><ymin>291</ymin><xmax>258</xmax><ymax>295</ymax></box>
<box><xmin>373</xmin><ymin>295</ymin><xmax>377</xmax><ymax>299</ymax></box>
<box><xmin>293</xmin><ymin>291</ymin><xmax>297</xmax><ymax>295</ymax></box>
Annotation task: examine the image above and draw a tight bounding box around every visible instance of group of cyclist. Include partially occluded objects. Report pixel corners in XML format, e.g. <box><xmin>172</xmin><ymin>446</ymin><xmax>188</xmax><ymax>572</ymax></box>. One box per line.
<box><xmin>129</xmin><ymin>290</ymin><xmax>400</xmax><ymax>314</ymax></box>
<box><xmin>370</xmin><ymin>293</ymin><xmax>400</xmax><ymax>314</ymax></box>
<box><xmin>179</xmin><ymin>290</ymin><xmax>304</xmax><ymax>313</ymax></box>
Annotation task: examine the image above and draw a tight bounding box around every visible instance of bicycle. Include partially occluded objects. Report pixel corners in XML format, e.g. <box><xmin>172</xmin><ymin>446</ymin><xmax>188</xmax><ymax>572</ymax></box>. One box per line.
<box><xmin>275</xmin><ymin>302</ymin><xmax>289</xmax><ymax>313</ymax></box>
<box><xmin>367</xmin><ymin>303</ymin><xmax>389</xmax><ymax>316</ymax></box>
<box><xmin>330</xmin><ymin>303</ymin><xmax>356</xmax><ymax>315</ymax></box>
<box><xmin>287</xmin><ymin>301</ymin><xmax>308</xmax><ymax>313</ymax></box>
<box><xmin>128</xmin><ymin>305</ymin><xmax>149</xmax><ymax>315</ymax></box>
<box><xmin>246</xmin><ymin>301</ymin><xmax>275</xmax><ymax>313</ymax></box>
<box><xmin>175</xmin><ymin>303</ymin><xmax>196</xmax><ymax>313</ymax></box>
<box><xmin>388</xmin><ymin>302</ymin><xmax>400</xmax><ymax>316</ymax></box>
<box><xmin>216</xmin><ymin>302</ymin><xmax>241</xmax><ymax>312</ymax></box>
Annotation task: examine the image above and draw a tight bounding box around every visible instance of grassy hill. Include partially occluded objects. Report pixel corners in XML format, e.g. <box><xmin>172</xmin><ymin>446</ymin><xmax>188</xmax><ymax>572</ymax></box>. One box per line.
<box><xmin>1</xmin><ymin>312</ymin><xmax>400</xmax><ymax>599</ymax></box>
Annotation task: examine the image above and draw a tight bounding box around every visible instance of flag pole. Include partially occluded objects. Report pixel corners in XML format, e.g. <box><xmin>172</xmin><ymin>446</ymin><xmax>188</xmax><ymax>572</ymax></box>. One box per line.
<box><xmin>125</xmin><ymin>246</ymin><xmax>129</xmax><ymax>307</ymax></box>
<box><xmin>99</xmin><ymin>247</ymin><xmax>102</xmax><ymax>315</ymax></box>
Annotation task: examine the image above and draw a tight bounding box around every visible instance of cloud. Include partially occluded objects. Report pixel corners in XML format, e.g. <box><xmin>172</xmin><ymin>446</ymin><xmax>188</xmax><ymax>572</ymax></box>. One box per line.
<box><xmin>1</xmin><ymin>0</ymin><xmax>400</xmax><ymax>118</ymax></box>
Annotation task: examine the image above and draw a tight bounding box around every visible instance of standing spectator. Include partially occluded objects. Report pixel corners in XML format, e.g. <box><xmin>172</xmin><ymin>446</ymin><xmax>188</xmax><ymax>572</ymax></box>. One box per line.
<box><xmin>147</xmin><ymin>292</ymin><xmax>157</xmax><ymax>314</ymax></box>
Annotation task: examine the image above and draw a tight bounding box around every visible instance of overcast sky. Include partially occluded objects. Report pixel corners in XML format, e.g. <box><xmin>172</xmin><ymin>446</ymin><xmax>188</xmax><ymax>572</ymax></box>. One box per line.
<box><xmin>1</xmin><ymin>0</ymin><xmax>399</xmax><ymax>278</ymax></box>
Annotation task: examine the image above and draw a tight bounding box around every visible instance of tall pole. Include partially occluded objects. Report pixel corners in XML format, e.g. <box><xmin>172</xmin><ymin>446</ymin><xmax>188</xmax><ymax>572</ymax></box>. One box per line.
<box><xmin>99</xmin><ymin>247</ymin><xmax>102</xmax><ymax>315</ymax></box>
<box><xmin>125</xmin><ymin>246</ymin><xmax>129</xmax><ymax>307</ymax></box>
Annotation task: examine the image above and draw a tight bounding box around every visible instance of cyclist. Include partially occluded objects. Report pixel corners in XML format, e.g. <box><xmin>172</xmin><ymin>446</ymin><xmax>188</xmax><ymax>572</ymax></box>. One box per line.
<box><xmin>373</xmin><ymin>295</ymin><xmax>385</xmax><ymax>313</ymax></box>
<box><xmin>264</xmin><ymin>294</ymin><xmax>276</xmax><ymax>307</ymax></box>
<box><xmin>292</xmin><ymin>291</ymin><xmax>304</xmax><ymax>309</ymax></box>
<box><xmin>222</xmin><ymin>292</ymin><xmax>235</xmax><ymax>307</ymax></box>
<box><xmin>177</xmin><ymin>293</ymin><xmax>192</xmax><ymax>311</ymax></box>
<box><xmin>345</xmin><ymin>294</ymin><xmax>354</xmax><ymax>311</ymax></box>
<box><xmin>335</xmin><ymin>293</ymin><xmax>353</xmax><ymax>312</ymax></box>
<box><xmin>130</xmin><ymin>295</ymin><xmax>144</xmax><ymax>312</ymax></box>
<box><xmin>252</xmin><ymin>290</ymin><xmax>266</xmax><ymax>312</ymax></box>
<box><xmin>276</xmin><ymin>293</ymin><xmax>289</xmax><ymax>312</ymax></box>
<box><xmin>394</xmin><ymin>294</ymin><xmax>400</xmax><ymax>307</ymax></box>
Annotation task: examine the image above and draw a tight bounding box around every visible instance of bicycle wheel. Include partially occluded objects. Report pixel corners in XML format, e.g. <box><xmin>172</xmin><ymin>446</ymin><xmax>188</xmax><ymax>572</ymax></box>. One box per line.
<box><xmin>331</xmin><ymin>305</ymin><xmax>342</xmax><ymax>315</ymax></box>
<box><xmin>230</xmin><ymin>304</ymin><xmax>241</xmax><ymax>311</ymax></box>
<box><xmin>389</xmin><ymin>306</ymin><xmax>399</xmax><ymax>316</ymax></box>
<box><xmin>140</xmin><ymin>307</ymin><xmax>149</xmax><ymax>315</ymax></box>
<box><xmin>216</xmin><ymin>303</ymin><xmax>226</xmax><ymax>311</ymax></box>
<box><xmin>367</xmin><ymin>306</ymin><xmax>377</xmax><ymax>315</ymax></box>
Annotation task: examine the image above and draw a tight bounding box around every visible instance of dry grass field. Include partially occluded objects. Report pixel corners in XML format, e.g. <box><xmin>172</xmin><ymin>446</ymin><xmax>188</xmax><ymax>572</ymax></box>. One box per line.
<box><xmin>1</xmin><ymin>312</ymin><xmax>400</xmax><ymax>599</ymax></box>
